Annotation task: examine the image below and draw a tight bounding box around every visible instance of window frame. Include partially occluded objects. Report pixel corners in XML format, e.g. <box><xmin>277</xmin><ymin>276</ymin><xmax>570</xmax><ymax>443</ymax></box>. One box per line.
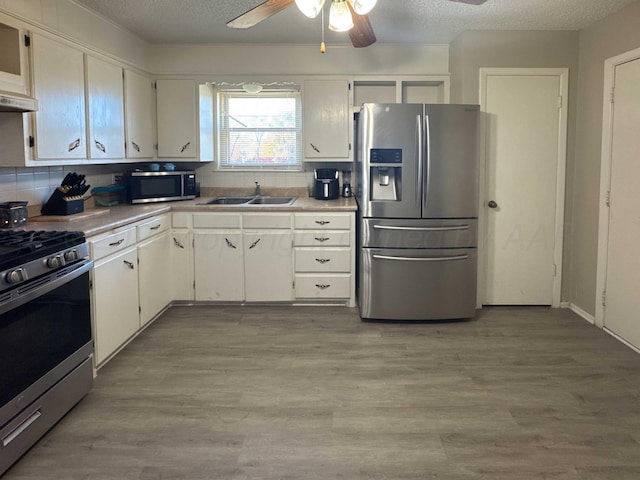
<box><xmin>216</xmin><ymin>88</ymin><xmax>302</xmax><ymax>171</ymax></box>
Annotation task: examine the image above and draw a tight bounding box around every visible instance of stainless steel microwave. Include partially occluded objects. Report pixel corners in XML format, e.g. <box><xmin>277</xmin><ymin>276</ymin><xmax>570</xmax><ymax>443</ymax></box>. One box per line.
<box><xmin>126</xmin><ymin>170</ymin><xmax>197</xmax><ymax>204</ymax></box>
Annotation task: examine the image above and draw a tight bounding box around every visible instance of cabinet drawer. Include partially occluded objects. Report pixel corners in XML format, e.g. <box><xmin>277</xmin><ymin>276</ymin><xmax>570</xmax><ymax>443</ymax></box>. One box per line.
<box><xmin>295</xmin><ymin>274</ymin><xmax>351</xmax><ymax>299</ymax></box>
<box><xmin>294</xmin><ymin>231</ymin><xmax>351</xmax><ymax>247</ymax></box>
<box><xmin>193</xmin><ymin>213</ymin><xmax>241</xmax><ymax>229</ymax></box>
<box><xmin>90</xmin><ymin>227</ymin><xmax>136</xmax><ymax>261</ymax></box>
<box><xmin>137</xmin><ymin>214</ymin><xmax>170</xmax><ymax>242</ymax></box>
<box><xmin>294</xmin><ymin>213</ymin><xmax>351</xmax><ymax>230</ymax></box>
<box><xmin>295</xmin><ymin>248</ymin><xmax>350</xmax><ymax>273</ymax></box>
<box><xmin>172</xmin><ymin>212</ymin><xmax>191</xmax><ymax>229</ymax></box>
<box><xmin>243</xmin><ymin>213</ymin><xmax>291</xmax><ymax>229</ymax></box>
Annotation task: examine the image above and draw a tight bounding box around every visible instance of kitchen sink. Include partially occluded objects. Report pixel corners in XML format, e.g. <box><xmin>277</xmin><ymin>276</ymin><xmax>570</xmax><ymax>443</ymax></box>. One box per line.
<box><xmin>198</xmin><ymin>196</ymin><xmax>296</xmax><ymax>206</ymax></box>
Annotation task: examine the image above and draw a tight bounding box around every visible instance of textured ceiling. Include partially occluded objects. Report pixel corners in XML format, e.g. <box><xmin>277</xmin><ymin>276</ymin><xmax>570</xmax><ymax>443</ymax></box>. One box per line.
<box><xmin>72</xmin><ymin>0</ymin><xmax>638</xmax><ymax>45</ymax></box>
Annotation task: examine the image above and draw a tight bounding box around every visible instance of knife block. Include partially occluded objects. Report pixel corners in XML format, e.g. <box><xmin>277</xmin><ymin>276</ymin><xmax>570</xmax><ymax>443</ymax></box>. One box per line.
<box><xmin>41</xmin><ymin>188</ymin><xmax>85</xmax><ymax>216</ymax></box>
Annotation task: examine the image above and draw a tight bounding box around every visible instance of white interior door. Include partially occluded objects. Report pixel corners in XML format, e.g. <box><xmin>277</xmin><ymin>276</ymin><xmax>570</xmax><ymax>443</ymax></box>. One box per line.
<box><xmin>480</xmin><ymin>69</ymin><xmax>568</xmax><ymax>306</ymax></box>
<box><xmin>601</xmin><ymin>57</ymin><xmax>640</xmax><ymax>348</ymax></box>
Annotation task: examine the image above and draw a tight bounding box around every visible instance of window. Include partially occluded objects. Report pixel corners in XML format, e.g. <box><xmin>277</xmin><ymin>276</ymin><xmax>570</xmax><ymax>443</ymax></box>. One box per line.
<box><xmin>217</xmin><ymin>89</ymin><xmax>302</xmax><ymax>170</ymax></box>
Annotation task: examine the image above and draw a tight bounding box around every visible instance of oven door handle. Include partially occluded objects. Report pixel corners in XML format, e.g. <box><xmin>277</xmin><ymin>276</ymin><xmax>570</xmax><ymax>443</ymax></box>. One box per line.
<box><xmin>0</xmin><ymin>259</ymin><xmax>93</xmax><ymax>316</ymax></box>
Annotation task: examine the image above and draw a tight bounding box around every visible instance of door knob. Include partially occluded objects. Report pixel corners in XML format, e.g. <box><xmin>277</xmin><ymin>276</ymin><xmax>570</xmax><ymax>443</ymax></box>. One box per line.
<box><xmin>488</xmin><ymin>200</ymin><xmax>498</xmax><ymax>209</ymax></box>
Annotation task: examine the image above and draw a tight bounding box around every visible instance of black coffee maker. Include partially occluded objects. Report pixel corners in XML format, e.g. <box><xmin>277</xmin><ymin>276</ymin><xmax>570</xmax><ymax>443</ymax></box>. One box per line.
<box><xmin>314</xmin><ymin>168</ymin><xmax>340</xmax><ymax>200</ymax></box>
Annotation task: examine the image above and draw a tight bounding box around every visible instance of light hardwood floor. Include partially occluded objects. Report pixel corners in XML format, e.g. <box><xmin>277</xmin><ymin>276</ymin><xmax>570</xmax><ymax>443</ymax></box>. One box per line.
<box><xmin>4</xmin><ymin>306</ymin><xmax>640</xmax><ymax>479</ymax></box>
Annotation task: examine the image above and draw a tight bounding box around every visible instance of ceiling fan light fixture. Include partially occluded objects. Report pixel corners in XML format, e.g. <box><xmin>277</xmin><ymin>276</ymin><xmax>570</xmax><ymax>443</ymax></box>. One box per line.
<box><xmin>295</xmin><ymin>0</ymin><xmax>326</xmax><ymax>18</ymax></box>
<box><xmin>242</xmin><ymin>82</ymin><xmax>263</xmax><ymax>94</ymax></box>
<box><xmin>328</xmin><ymin>0</ymin><xmax>354</xmax><ymax>32</ymax></box>
<box><xmin>348</xmin><ymin>0</ymin><xmax>377</xmax><ymax>15</ymax></box>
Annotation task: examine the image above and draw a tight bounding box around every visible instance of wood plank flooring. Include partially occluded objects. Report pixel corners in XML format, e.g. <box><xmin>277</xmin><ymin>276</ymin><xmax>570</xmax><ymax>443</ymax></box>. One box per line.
<box><xmin>4</xmin><ymin>306</ymin><xmax>640</xmax><ymax>479</ymax></box>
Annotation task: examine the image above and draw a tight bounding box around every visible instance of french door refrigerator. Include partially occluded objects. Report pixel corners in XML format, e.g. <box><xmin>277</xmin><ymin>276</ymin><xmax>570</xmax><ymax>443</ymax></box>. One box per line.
<box><xmin>356</xmin><ymin>103</ymin><xmax>480</xmax><ymax>320</ymax></box>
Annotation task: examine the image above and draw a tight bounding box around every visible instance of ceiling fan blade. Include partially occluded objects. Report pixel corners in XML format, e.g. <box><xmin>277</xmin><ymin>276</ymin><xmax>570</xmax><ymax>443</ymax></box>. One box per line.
<box><xmin>347</xmin><ymin>2</ymin><xmax>376</xmax><ymax>48</ymax></box>
<box><xmin>448</xmin><ymin>0</ymin><xmax>488</xmax><ymax>4</ymax></box>
<box><xmin>227</xmin><ymin>0</ymin><xmax>295</xmax><ymax>29</ymax></box>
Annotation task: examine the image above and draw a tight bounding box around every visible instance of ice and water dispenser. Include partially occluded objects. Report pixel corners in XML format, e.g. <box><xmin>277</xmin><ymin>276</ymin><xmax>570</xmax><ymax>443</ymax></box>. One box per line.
<box><xmin>369</xmin><ymin>148</ymin><xmax>402</xmax><ymax>201</ymax></box>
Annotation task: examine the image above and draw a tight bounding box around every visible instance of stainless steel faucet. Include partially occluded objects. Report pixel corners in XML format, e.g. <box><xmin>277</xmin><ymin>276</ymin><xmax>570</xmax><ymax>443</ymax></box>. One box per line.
<box><xmin>254</xmin><ymin>181</ymin><xmax>261</xmax><ymax>197</ymax></box>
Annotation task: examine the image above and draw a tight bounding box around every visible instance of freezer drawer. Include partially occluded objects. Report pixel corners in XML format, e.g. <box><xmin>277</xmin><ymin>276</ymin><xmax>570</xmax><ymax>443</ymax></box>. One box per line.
<box><xmin>359</xmin><ymin>247</ymin><xmax>477</xmax><ymax>320</ymax></box>
<box><xmin>360</xmin><ymin>218</ymin><xmax>477</xmax><ymax>249</ymax></box>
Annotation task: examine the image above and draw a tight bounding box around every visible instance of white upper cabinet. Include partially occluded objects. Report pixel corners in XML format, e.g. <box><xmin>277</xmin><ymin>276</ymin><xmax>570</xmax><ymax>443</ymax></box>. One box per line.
<box><xmin>86</xmin><ymin>55</ymin><xmax>125</xmax><ymax>159</ymax></box>
<box><xmin>31</xmin><ymin>33</ymin><xmax>86</xmax><ymax>160</ymax></box>
<box><xmin>124</xmin><ymin>69</ymin><xmax>155</xmax><ymax>159</ymax></box>
<box><xmin>302</xmin><ymin>79</ymin><xmax>351</xmax><ymax>162</ymax></box>
<box><xmin>156</xmin><ymin>78</ymin><xmax>197</xmax><ymax>159</ymax></box>
<box><xmin>0</xmin><ymin>14</ymin><xmax>30</xmax><ymax>95</ymax></box>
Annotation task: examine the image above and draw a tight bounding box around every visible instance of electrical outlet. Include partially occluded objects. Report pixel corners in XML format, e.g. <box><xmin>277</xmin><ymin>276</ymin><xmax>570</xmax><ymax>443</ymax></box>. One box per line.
<box><xmin>112</xmin><ymin>173</ymin><xmax>123</xmax><ymax>184</ymax></box>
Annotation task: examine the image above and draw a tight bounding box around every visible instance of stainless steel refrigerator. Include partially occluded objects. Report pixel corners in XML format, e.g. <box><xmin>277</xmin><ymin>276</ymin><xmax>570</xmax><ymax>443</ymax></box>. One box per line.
<box><xmin>356</xmin><ymin>103</ymin><xmax>480</xmax><ymax>320</ymax></box>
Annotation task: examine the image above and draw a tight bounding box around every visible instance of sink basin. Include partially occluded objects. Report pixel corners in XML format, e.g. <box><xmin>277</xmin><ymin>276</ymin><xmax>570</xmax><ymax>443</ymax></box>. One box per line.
<box><xmin>199</xmin><ymin>196</ymin><xmax>254</xmax><ymax>205</ymax></box>
<box><xmin>198</xmin><ymin>196</ymin><xmax>296</xmax><ymax>206</ymax></box>
<box><xmin>248</xmin><ymin>196</ymin><xmax>296</xmax><ymax>205</ymax></box>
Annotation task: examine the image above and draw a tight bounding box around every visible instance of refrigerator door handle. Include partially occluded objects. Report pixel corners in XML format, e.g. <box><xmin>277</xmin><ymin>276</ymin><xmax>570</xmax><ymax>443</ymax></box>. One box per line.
<box><xmin>424</xmin><ymin>114</ymin><xmax>431</xmax><ymax>209</ymax></box>
<box><xmin>372</xmin><ymin>254</ymin><xmax>469</xmax><ymax>262</ymax></box>
<box><xmin>416</xmin><ymin>114</ymin><xmax>423</xmax><ymax>210</ymax></box>
<box><xmin>373</xmin><ymin>225</ymin><xmax>470</xmax><ymax>232</ymax></box>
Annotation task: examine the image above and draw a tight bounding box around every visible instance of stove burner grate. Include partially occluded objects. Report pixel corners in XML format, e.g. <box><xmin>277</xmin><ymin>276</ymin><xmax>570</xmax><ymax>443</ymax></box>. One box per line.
<box><xmin>0</xmin><ymin>230</ymin><xmax>86</xmax><ymax>271</ymax></box>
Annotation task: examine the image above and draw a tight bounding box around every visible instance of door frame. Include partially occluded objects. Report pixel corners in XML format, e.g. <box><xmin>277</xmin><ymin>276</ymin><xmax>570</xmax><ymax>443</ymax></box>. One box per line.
<box><xmin>478</xmin><ymin>68</ymin><xmax>569</xmax><ymax>308</ymax></box>
<box><xmin>595</xmin><ymin>47</ymin><xmax>640</xmax><ymax>329</ymax></box>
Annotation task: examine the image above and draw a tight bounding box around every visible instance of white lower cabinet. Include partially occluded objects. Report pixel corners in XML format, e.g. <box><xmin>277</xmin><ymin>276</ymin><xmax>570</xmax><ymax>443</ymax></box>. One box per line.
<box><xmin>171</xmin><ymin>212</ymin><xmax>195</xmax><ymax>301</ymax></box>
<box><xmin>244</xmin><ymin>230</ymin><xmax>293</xmax><ymax>302</ymax></box>
<box><xmin>194</xmin><ymin>231</ymin><xmax>244</xmax><ymax>301</ymax></box>
<box><xmin>90</xmin><ymin>214</ymin><xmax>172</xmax><ymax>367</ymax></box>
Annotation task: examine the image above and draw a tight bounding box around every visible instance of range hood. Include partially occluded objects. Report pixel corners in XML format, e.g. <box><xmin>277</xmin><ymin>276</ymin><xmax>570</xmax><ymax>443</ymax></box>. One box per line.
<box><xmin>0</xmin><ymin>91</ymin><xmax>38</xmax><ymax>112</ymax></box>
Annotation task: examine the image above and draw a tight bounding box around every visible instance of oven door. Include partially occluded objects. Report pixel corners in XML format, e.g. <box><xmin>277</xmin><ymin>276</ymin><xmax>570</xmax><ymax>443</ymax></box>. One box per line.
<box><xmin>0</xmin><ymin>259</ymin><xmax>94</xmax><ymax>427</ymax></box>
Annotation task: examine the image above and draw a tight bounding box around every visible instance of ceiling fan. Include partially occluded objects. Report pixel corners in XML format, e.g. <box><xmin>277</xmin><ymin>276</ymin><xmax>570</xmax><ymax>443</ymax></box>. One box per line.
<box><xmin>227</xmin><ymin>0</ymin><xmax>488</xmax><ymax>49</ymax></box>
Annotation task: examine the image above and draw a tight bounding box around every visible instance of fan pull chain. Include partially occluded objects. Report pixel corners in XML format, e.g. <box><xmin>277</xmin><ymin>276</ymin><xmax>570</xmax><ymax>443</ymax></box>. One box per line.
<box><xmin>321</xmin><ymin>7</ymin><xmax>326</xmax><ymax>53</ymax></box>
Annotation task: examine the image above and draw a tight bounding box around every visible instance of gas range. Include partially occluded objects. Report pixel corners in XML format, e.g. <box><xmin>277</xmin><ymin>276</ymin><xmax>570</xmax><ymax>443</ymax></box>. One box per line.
<box><xmin>0</xmin><ymin>230</ymin><xmax>89</xmax><ymax>294</ymax></box>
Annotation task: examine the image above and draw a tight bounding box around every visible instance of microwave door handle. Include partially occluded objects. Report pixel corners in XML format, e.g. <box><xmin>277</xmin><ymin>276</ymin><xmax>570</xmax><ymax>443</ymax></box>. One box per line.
<box><xmin>416</xmin><ymin>114</ymin><xmax>423</xmax><ymax>211</ymax></box>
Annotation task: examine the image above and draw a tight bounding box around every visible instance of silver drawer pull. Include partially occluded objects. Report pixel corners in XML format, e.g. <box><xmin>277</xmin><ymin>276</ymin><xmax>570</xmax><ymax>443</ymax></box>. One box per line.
<box><xmin>173</xmin><ymin>237</ymin><xmax>184</xmax><ymax>249</ymax></box>
<box><xmin>315</xmin><ymin>220</ymin><xmax>330</xmax><ymax>225</ymax></box>
<box><xmin>315</xmin><ymin>284</ymin><xmax>331</xmax><ymax>290</ymax></box>
<box><xmin>150</xmin><ymin>224</ymin><xmax>161</xmax><ymax>230</ymax></box>
<box><xmin>314</xmin><ymin>237</ymin><xmax>330</xmax><ymax>242</ymax></box>
<box><xmin>2</xmin><ymin>410</ymin><xmax>42</xmax><ymax>447</ymax></box>
<box><xmin>109</xmin><ymin>238</ymin><xmax>125</xmax><ymax>247</ymax></box>
<box><xmin>123</xmin><ymin>260</ymin><xmax>135</xmax><ymax>269</ymax></box>
<box><xmin>373</xmin><ymin>225</ymin><xmax>469</xmax><ymax>232</ymax></box>
<box><xmin>372</xmin><ymin>254</ymin><xmax>469</xmax><ymax>262</ymax></box>
<box><xmin>249</xmin><ymin>238</ymin><xmax>261</xmax><ymax>249</ymax></box>
<box><xmin>315</xmin><ymin>258</ymin><xmax>331</xmax><ymax>264</ymax></box>
<box><xmin>225</xmin><ymin>238</ymin><xmax>237</xmax><ymax>249</ymax></box>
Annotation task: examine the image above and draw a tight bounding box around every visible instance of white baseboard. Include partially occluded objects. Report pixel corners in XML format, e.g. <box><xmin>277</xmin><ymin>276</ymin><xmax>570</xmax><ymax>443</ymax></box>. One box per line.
<box><xmin>568</xmin><ymin>303</ymin><xmax>595</xmax><ymax>325</ymax></box>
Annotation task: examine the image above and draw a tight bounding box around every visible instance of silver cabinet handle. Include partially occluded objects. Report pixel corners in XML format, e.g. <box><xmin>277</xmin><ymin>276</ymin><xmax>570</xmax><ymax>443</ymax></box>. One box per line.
<box><xmin>249</xmin><ymin>238</ymin><xmax>261</xmax><ymax>249</ymax></box>
<box><xmin>315</xmin><ymin>220</ymin><xmax>330</xmax><ymax>225</ymax></box>
<box><xmin>150</xmin><ymin>224</ymin><xmax>161</xmax><ymax>230</ymax></box>
<box><xmin>173</xmin><ymin>237</ymin><xmax>184</xmax><ymax>249</ymax></box>
<box><xmin>310</xmin><ymin>143</ymin><xmax>320</xmax><ymax>153</ymax></box>
<box><xmin>315</xmin><ymin>284</ymin><xmax>331</xmax><ymax>290</ymax></box>
<box><xmin>372</xmin><ymin>254</ymin><xmax>469</xmax><ymax>262</ymax></box>
<box><xmin>180</xmin><ymin>141</ymin><xmax>191</xmax><ymax>152</ymax></box>
<box><xmin>225</xmin><ymin>238</ymin><xmax>237</xmax><ymax>249</ymax></box>
<box><xmin>314</xmin><ymin>237</ymin><xmax>330</xmax><ymax>242</ymax></box>
<box><xmin>123</xmin><ymin>260</ymin><xmax>135</xmax><ymax>269</ymax></box>
<box><xmin>109</xmin><ymin>238</ymin><xmax>125</xmax><ymax>247</ymax></box>
<box><xmin>131</xmin><ymin>141</ymin><xmax>140</xmax><ymax>152</ymax></box>
<box><xmin>373</xmin><ymin>225</ymin><xmax>469</xmax><ymax>232</ymax></box>
<box><xmin>315</xmin><ymin>258</ymin><xmax>331</xmax><ymax>264</ymax></box>
<box><xmin>68</xmin><ymin>138</ymin><xmax>81</xmax><ymax>152</ymax></box>
<box><xmin>94</xmin><ymin>139</ymin><xmax>106</xmax><ymax>153</ymax></box>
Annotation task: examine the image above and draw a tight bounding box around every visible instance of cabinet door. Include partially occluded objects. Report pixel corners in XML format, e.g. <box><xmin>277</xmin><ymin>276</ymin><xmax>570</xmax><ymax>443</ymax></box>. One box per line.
<box><xmin>156</xmin><ymin>79</ymin><xmax>196</xmax><ymax>159</ymax></box>
<box><xmin>31</xmin><ymin>34</ymin><xmax>86</xmax><ymax>159</ymax></box>
<box><xmin>171</xmin><ymin>230</ymin><xmax>194</xmax><ymax>301</ymax></box>
<box><xmin>92</xmin><ymin>247</ymin><xmax>139</xmax><ymax>366</ymax></box>
<box><xmin>303</xmin><ymin>79</ymin><xmax>350</xmax><ymax>161</ymax></box>
<box><xmin>0</xmin><ymin>16</ymin><xmax>29</xmax><ymax>95</ymax></box>
<box><xmin>125</xmin><ymin>69</ymin><xmax>155</xmax><ymax>159</ymax></box>
<box><xmin>86</xmin><ymin>55</ymin><xmax>125</xmax><ymax>159</ymax></box>
<box><xmin>138</xmin><ymin>231</ymin><xmax>172</xmax><ymax>326</ymax></box>
<box><xmin>244</xmin><ymin>231</ymin><xmax>293</xmax><ymax>302</ymax></box>
<box><xmin>194</xmin><ymin>232</ymin><xmax>244</xmax><ymax>301</ymax></box>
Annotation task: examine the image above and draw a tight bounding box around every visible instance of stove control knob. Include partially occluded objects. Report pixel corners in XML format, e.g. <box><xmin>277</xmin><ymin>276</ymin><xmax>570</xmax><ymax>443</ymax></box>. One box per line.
<box><xmin>46</xmin><ymin>255</ymin><xmax>65</xmax><ymax>269</ymax></box>
<box><xmin>6</xmin><ymin>268</ymin><xmax>28</xmax><ymax>284</ymax></box>
<box><xmin>64</xmin><ymin>249</ymin><xmax>79</xmax><ymax>262</ymax></box>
